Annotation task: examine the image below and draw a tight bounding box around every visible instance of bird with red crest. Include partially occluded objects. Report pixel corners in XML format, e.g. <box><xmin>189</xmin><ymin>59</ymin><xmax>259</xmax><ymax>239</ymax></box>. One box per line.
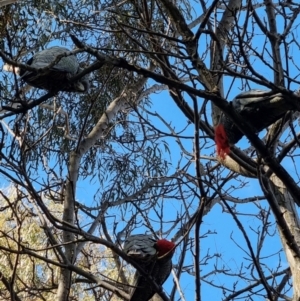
<box><xmin>214</xmin><ymin>90</ymin><xmax>297</xmax><ymax>159</ymax></box>
<box><xmin>124</xmin><ymin>234</ymin><xmax>175</xmax><ymax>301</ymax></box>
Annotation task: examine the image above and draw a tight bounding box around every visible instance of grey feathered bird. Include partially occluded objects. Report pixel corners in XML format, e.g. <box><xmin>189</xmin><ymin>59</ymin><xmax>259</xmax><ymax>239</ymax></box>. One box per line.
<box><xmin>124</xmin><ymin>234</ymin><xmax>175</xmax><ymax>301</ymax></box>
<box><xmin>0</xmin><ymin>0</ymin><xmax>18</xmax><ymax>7</ymax></box>
<box><xmin>19</xmin><ymin>46</ymin><xmax>89</xmax><ymax>92</ymax></box>
<box><xmin>215</xmin><ymin>89</ymin><xmax>297</xmax><ymax>158</ymax></box>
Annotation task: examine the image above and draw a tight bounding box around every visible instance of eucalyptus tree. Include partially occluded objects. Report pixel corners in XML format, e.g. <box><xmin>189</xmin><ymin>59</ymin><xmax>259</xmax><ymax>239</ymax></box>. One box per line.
<box><xmin>0</xmin><ymin>1</ymin><xmax>299</xmax><ymax>301</ymax></box>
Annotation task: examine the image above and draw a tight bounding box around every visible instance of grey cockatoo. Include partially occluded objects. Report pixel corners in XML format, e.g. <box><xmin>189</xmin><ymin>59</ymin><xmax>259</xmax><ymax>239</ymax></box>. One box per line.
<box><xmin>1</xmin><ymin>46</ymin><xmax>90</xmax><ymax>113</ymax></box>
<box><xmin>18</xmin><ymin>46</ymin><xmax>89</xmax><ymax>92</ymax></box>
<box><xmin>124</xmin><ymin>234</ymin><xmax>175</xmax><ymax>301</ymax></box>
<box><xmin>215</xmin><ymin>89</ymin><xmax>298</xmax><ymax>158</ymax></box>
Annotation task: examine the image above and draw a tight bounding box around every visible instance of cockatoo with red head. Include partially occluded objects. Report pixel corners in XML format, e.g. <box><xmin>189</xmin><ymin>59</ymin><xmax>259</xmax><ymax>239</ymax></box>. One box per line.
<box><xmin>124</xmin><ymin>234</ymin><xmax>175</xmax><ymax>301</ymax></box>
<box><xmin>215</xmin><ymin>90</ymin><xmax>296</xmax><ymax>158</ymax></box>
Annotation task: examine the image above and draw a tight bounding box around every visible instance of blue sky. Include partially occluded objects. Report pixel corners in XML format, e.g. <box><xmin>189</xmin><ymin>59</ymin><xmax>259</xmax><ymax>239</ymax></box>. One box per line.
<box><xmin>0</xmin><ymin>1</ymin><xmax>299</xmax><ymax>300</ymax></box>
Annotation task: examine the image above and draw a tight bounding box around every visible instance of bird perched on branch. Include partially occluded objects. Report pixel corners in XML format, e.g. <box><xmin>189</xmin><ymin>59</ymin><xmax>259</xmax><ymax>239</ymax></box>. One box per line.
<box><xmin>215</xmin><ymin>89</ymin><xmax>297</xmax><ymax>159</ymax></box>
<box><xmin>4</xmin><ymin>46</ymin><xmax>89</xmax><ymax>92</ymax></box>
<box><xmin>0</xmin><ymin>0</ymin><xmax>18</xmax><ymax>7</ymax></box>
<box><xmin>124</xmin><ymin>234</ymin><xmax>175</xmax><ymax>301</ymax></box>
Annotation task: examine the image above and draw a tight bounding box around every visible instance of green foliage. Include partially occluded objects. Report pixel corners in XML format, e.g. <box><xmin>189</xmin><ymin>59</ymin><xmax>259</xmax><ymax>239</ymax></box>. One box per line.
<box><xmin>0</xmin><ymin>0</ymin><xmax>300</xmax><ymax>300</ymax></box>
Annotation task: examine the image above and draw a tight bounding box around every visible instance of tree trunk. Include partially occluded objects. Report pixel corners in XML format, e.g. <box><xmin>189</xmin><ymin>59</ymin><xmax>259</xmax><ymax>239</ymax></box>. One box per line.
<box><xmin>271</xmin><ymin>175</ymin><xmax>300</xmax><ymax>300</ymax></box>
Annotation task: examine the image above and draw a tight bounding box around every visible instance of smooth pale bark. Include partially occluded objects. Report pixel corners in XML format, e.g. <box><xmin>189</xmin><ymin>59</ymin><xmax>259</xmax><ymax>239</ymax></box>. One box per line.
<box><xmin>211</xmin><ymin>0</ymin><xmax>242</xmax><ymax>126</ymax></box>
<box><xmin>55</xmin><ymin>76</ymin><xmax>149</xmax><ymax>301</ymax></box>
<box><xmin>271</xmin><ymin>176</ymin><xmax>300</xmax><ymax>301</ymax></box>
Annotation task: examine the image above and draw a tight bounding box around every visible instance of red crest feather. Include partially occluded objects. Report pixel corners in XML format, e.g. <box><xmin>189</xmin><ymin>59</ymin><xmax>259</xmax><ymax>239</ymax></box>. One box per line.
<box><xmin>156</xmin><ymin>239</ymin><xmax>175</xmax><ymax>257</ymax></box>
<box><xmin>215</xmin><ymin>124</ymin><xmax>230</xmax><ymax>159</ymax></box>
